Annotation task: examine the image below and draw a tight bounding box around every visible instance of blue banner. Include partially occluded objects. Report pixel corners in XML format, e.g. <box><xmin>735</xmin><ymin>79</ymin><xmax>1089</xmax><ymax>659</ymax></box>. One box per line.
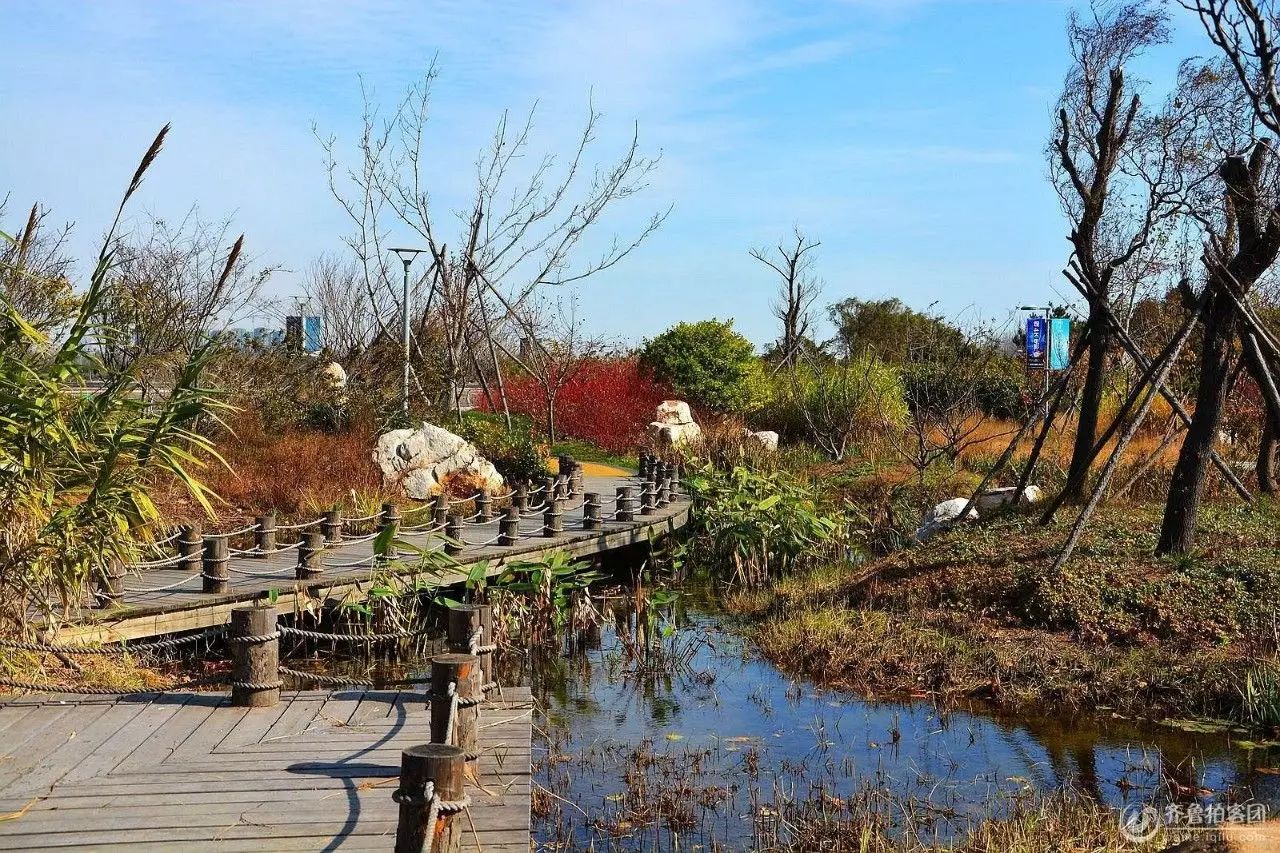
<box><xmin>1049</xmin><ymin>317</ymin><xmax>1071</xmax><ymax>371</ymax></box>
<box><xmin>1025</xmin><ymin>316</ymin><xmax>1047</xmax><ymax>369</ymax></box>
<box><xmin>303</xmin><ymin>315</ymin><xmax>322</xmax><ymax>353</ymax></box>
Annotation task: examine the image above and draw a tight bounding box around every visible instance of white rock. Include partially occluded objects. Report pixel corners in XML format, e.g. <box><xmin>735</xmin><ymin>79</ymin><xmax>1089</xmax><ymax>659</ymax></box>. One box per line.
<box><xmin>648</xmin><ymin>420</ymin><xmax>703</xmax><ymax>449</ymax></box>
<box><xmin>321</xmin><ymin>361</ymin><xmax>348</xmax><ymax>389</ymax></box>
<box><xmin>655</xmin><ymin>400</ymin><xmax>695</xmax><ymax>426</ymax></box>
<box><xmin>745</xmin><ymin>430</ymin><xmax>779</xmax><ymax>452</ymax></box>
<box><xmin>914</xmin><ymin>497</ymin><xmax>979</xmax><ymax>543</ymax></box>
<box><xmin>975</xmin><ymin>485</ymin><xmax>1044</xmax><ymax>513</ymax></box>
<box><xmin>373</xmin><ymin>422</ymin><xmax>504</xmax><ymax>500</ymax></box>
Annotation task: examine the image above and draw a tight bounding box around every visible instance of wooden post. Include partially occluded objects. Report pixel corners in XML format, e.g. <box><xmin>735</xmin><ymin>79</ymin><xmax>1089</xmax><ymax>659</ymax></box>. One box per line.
<box><xmin>640</xmin><ymin>478</ymin><xmax>656</xmax><ymax>516</ymax></box>
<box><xmin>230</xmin><ymin>605</ymin><xmax>280</xmax><ymax>708</ymax></box>
<box><xmin>254</xmin><ymin>511</ymin><xmax>277</xmax><ymax>557</ymax></box>
<box><xmin>447</xmin><ymin>605</ymin><xmax>494</xmax><ymax>692</ymax></box>
<box><xmin>444</xmin><ymin>515</ymin><xmax>463</xmax><ymax>556</ymax></box>
<box><xmin>202</xmin><ymin>535</ymin><xmax>229</xmax><ymax>594</ymax></box>
<box><xmin>670</xmin><ymin>462</ymin><xmax>682</xmax><ymax>495</ymax></box>
<box><xmin>617</xmin><ymin>486</ymin><xmax>635</xmax><ymax>522</ymax></box>
<box><xmin>433</xmin><ymin>494</ymin><xmax>448</xmax><ymax>528</ymax></box>
<box><xmin>543</xmin><ymin>498</ymin><xmax>563</xmax><ymax>537</ymax></box>
<box><xmin>542</xmin><ymin>476</ymin><xmax>557</xmax><ymax>504</ymax></box>
<box><xmin>429</xmin><ymin>653</ymin><xmax>481</xmax><ymax>778</ymax></box>
<box><xmin>394</xmin><ymin>743</ymin><xmax>465</xmax><ymax>853</ymax></box>
<box><xmin>658</xmin><ymin>477</ymin><xmax>671</xmax><ymax>508</ymax></box>
<box><xmin>475</xmin><ymin>492</ymin><xmax>492</xmax><ymax>522</ymax></box>
<box><xmin>381</xmin><ymin>502</ymin><xmax>401</xmax><ymax>557</ymax></box>
<box><xmin>94</xmin><ymin>558</ymin><xmax>124</xmax><ymax>609</ymax></box>
<box><xmin>583</xmin><ymin>493</ymin><xmax>602</xmax><ymax>530</ymax></box>
<box><xmin>297</xmin><ymin>531</ymin><xmax>325</xmax><ymax>580</ymax></box>
<box><xmin>498</xmin><ymin>506</ymin><xmax>519</xmax><ymax>545</ymax></box>
<box><xmin>514</xmin><ymin>484</ymin><xmax>529</xmax><ymax>513</ymax></box>
<box><xmin>321</xmin><ymin>508</ymin><xmax>342</xmax><ymax>543</ymax></box>
<box><xmin>570</xmin><ymin>464</ymin><xmax>584</xmax><ymax>496</ymax></box>
<box><xmin>179</xmin><ymin>524</ymin><xmax>202</xmax><ymax>574</ymax></box>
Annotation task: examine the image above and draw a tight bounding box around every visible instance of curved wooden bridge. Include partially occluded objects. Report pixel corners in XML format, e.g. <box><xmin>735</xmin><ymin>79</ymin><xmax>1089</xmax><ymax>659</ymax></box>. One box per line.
<box><xmin>65</xmin><ymin>471</ymin><xmax>692</xmax><ymax>644</ymax></box>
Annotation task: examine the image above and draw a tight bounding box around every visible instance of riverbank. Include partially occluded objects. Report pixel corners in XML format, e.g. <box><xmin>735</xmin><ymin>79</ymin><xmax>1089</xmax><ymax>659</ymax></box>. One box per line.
<box><xmin>730</xmin><ymin>498</ymin><xmax>1280</xmax><ymax>726</ymax></box>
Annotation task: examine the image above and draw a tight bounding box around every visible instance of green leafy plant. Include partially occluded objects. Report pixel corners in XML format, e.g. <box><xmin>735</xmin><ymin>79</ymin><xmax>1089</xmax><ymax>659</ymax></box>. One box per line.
<box><xmin>681</xmin><ymin>462</ymin><xmax>844</xmax><ymax>587</ymax></box>
<box><xmin>457</xmin><ymin>410</ymin><xmax>549</xmax><ymax>482</ymax></box>
<box><xmin>487</xmin><ymin>551</ymin><xmax>603</xmax><ymax>646</ymax></box>
<box><xmin>0</xmin><ymin>126</ymin><xmax>232</xmax><ymax>631</ymax></box>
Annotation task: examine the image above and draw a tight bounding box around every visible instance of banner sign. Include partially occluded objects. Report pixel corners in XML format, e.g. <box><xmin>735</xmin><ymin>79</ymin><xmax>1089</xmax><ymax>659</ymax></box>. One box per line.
<box><xmin>303</xmin><ymin>315</ymin><xmax>322</xmax><ymax>353</ymax></box>
<box><xmin>1025</xmin><ymin>316</ymin><xmax>1047</xmax><ymax>369</ymax></box>
<box><xmin>1049</xmin><ymin>317</ymin><xmax>1071</xmax><ymax>371</ymax></box>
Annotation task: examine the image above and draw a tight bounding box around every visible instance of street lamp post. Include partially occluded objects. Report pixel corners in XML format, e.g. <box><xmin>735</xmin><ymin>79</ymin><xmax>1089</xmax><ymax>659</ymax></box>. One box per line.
<box><xmin>390</xmin><ymin>248</ymin><xmax>427</xmax><ymax>414</ymax></box>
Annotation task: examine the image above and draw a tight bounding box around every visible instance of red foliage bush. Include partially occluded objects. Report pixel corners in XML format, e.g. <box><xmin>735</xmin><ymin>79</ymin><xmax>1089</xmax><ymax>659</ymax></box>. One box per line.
<box><xmin>490</xmin><ymin>358</ymin><xmax>670</xmax><ymax>453</ymax></box>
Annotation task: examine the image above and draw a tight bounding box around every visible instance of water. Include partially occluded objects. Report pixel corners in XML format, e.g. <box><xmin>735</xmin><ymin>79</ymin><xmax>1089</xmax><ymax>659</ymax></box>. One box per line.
<box><xmin>524</xmin><ymin>593</ymin><xmax>1280</xmax><ymax>850</ymax></box>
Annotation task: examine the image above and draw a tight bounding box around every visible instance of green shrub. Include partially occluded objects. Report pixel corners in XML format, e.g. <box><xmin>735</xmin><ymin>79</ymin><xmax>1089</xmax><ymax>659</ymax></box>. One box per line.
<box><xmin>458</xmin><ymin>411</ymin><xmax>549</xmax><ymax>483</ymax></box>
<box><xmin>754</xmin><ymin>359</ymin><xmax>907</xmax><ymax>460</ymax></box>
<box><xmin>901</xmin><ymin>360</ymin><xmax>1028</xmax><ymax>422</ymax></box>
<box><xmin>639</xmin><ymin>319</ymin><xmax>759</xmax><ymax>413</ymax></box>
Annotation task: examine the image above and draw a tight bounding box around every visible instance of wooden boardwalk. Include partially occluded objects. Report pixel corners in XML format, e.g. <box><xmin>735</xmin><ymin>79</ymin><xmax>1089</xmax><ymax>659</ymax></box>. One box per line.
<box><xmin>64</xmin><ymin>474</ymin><xmax>691</xmax><ymax>642</ymax></box>
<box><xmin>0</xmin><ymin>686</ymin><xmax>533</xmax><ymax>851</ymax></box>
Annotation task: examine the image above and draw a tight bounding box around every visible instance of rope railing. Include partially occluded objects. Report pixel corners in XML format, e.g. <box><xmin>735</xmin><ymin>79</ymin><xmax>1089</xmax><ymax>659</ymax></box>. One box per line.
<box><xmin>124</xmin><ymin>573</ymin><xmax>204</xmax><ymax>594</ymax></box>
<box><xmin>126</xmin><ymin>552</ymin><xmax>189</xmax><ymax>570</ymax></box>
<box><xmin>0</xmin><ymin>627</ymin><xmax>226</xmax><ymax>656</ymax></box>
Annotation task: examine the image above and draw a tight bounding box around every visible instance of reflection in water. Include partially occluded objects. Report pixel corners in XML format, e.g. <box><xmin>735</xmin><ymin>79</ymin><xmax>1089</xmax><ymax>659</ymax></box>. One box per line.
<box><xmin>524</xmin><ymin>594</ymin><xmax>1280</xmax><ymax>850</ymax></box>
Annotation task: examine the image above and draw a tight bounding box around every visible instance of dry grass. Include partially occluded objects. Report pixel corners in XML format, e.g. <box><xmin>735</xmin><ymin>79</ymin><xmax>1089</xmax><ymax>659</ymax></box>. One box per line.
<box><xmin>150</xmin><ymin>411</ymin><xmax>392</xmax><ymax>527</ymax></box>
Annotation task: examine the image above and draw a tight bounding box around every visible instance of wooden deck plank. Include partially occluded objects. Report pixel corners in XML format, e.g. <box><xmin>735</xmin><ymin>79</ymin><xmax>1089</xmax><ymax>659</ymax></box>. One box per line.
<box><xmin>113</xmin><ymin>695</ymin><xmax>225</xmax><ymax>773</ymax></box>
<box><xmin>0</xmin><ymin>704</ymin><xmax>98</xmax><ymax>789</ymax></box>
<box><xmin>0</xmin><ymin>688</ymin><xmax>531</xmax><ymax>849</ymax></box>
<box><xmin>214</xmin><ymin>694</ymin><xmax>294</xmax><ymax>752</ymax></box>
<box><xmin>259</xmin><ymin>694</ymin><xmax>327</xmax><ymax>743</ymax></box>
<box><xmin>4</xmin><ymin>701</ymin><xmax>143</xmax><ymax>796</ymax></box>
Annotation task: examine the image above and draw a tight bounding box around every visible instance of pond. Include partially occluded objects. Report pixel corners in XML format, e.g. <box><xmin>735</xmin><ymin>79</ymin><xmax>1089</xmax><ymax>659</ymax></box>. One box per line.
<box><xmin>519</xmin><ymin>588</ymin><xmax>1280</xmax><ymax>850</ymax></box>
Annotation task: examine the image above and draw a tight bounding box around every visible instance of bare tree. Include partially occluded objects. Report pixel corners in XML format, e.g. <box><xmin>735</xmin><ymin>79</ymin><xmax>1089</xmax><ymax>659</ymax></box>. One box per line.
<box><xmin>302</xmin><ymin>253</ymin><xmax>385</xmax><ymax>361</ymax></box>
<box><xmin>886</xmin><ymin>325</ymin><xmax>1017</xmax><ymax>480</ymax></box>
<box><xmin>0</xmin><ymin>200</ymin><xmax>76</xmax><ymax>334</ymax></box>
<box><xmin>485</xmin><ymin>291</ymin><xmax>606</xmax><ymax>443</ymax></box>
<box><xmin>1049</xmin><ymin>1</ymin><xmax>1172</xmax><ymax>504</ymax></box>
<box><xmin>751</xmin><ymin>227</ymin><xmax>822</xmax><ymax>368</ymax></box>
<box><xmin>97</xmin><ymin>209</ymin><xmax>272</xmax><ymax>385</ymax></box>
<box><xmin>1159</xmin><ymin>148</ymin><xmax>1280</xmax><ymax>551</ymax></box>
<box><xmin>319</xmin><ymin>64</ymin><xmax>666</xmax><ymax>424</ymax></box>
<box><xmin>1184</xmin><ymin>1</ymin><xmax>1280</xmax><ymax>136</ymax></box>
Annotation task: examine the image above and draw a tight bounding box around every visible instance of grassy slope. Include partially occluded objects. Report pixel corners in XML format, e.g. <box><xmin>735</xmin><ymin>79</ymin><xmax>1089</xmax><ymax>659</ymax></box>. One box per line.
<box><xmin>736</xmin><ymin>498</ymin><xmax>1280</xmax><ymax>721</ymax></box>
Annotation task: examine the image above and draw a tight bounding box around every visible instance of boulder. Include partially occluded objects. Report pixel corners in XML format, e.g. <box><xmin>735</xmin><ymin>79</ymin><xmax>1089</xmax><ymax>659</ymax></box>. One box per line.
<box><xmin>321</xmin><ymin>361</ymin><xmax>349</xmax><ymax>405</ymax></box>
<box><xmin>373</xmin><ymin>422</ymin><xmax>504</xmax><ymax>500</ymax></box>
<box><xmin>745</xmin><ymin>430</ymin><xmax>779</xmax><ymax>452</ymax></box>
<box><xmin>975</xmin><ymin>485</ymin><xmax>1044</xmax><ymax>513</ymax></box>
<box><xmin>655</xmin><ymin>400</ymin><xmax>694</xmax><ymax>426</ymax></box>
<box><xmin>321</xmin><ymin>361</ymin><xmax>348</xmax><ymax>389</ymax></box>
<box><xmin>648</xmin><ymin>421</ymin><xmax>703</xmax><ymax>449</ymax></box>
<box><xmin>914</xmin><ymin>497</ymin><xmax>979</xmax><ymax>543</ymax></box>
<box><xmin>648</xmin><ymin>399</ymin><xmax>702</xmax><ymax>450</ymax></box>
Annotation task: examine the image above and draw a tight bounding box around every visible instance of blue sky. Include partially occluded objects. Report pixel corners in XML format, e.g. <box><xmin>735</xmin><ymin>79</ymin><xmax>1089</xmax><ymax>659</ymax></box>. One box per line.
<box><xmin>0</xmin><ymin>0</ymin><xmax>1214</xmax><ymax>348</ymax></box>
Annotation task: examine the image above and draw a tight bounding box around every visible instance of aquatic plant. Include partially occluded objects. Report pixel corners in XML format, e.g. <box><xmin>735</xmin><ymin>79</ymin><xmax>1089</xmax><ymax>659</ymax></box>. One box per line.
<box><xmin>681</xmin><ymin>462</ymin><xmax>844</xmax><ymax>587</ymax></box>
<box><xmin>488</xmin><ymin>551</ymin><xmax>603</xmax><ymax>647</ymax></box>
